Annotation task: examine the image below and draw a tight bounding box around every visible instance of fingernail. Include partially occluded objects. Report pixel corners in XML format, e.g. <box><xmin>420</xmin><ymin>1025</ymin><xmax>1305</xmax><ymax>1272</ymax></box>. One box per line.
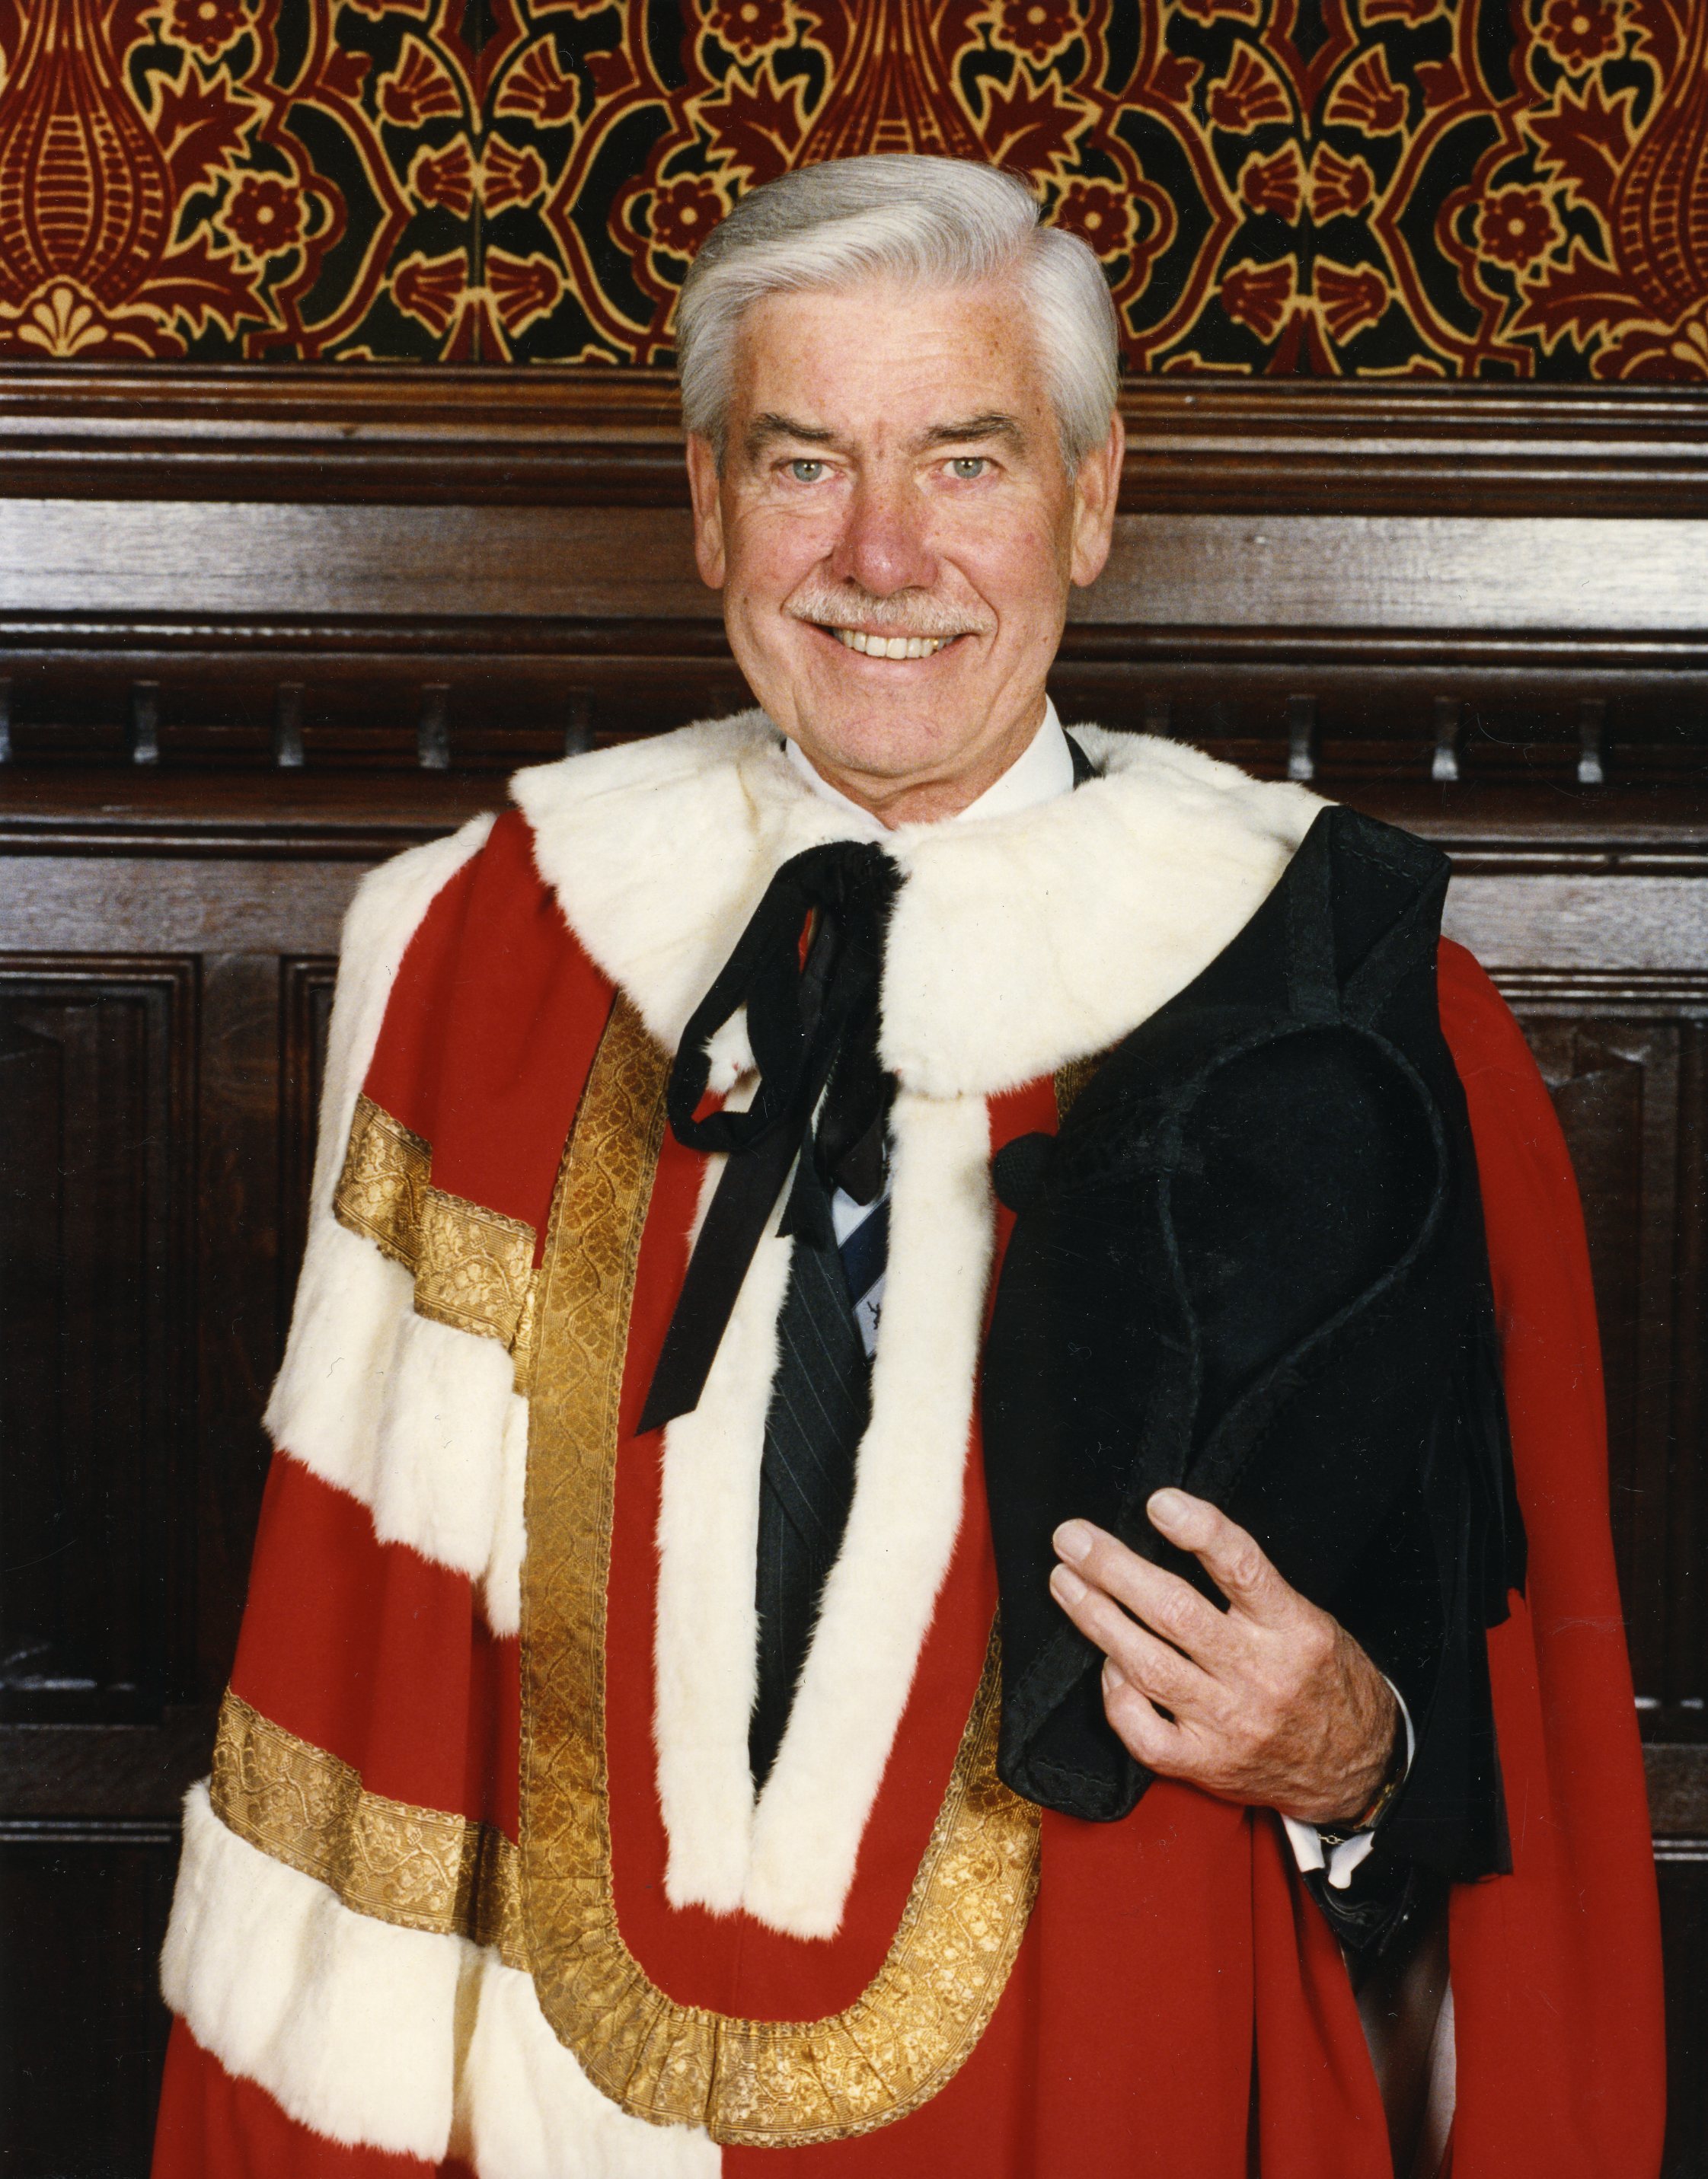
<box><xmin>1103</xmin><ymin>1657</ymin><xmax>1125</xmax><ymax>1692</ymax></box>
<box><xmin>1049</xmin><ymin>1562</ymin><xmax>1086</xmax><ymax>1606</ymax></box>
<box><xmin>1148</xmin><ymin>1488</ymin><xmax>1188</xmax><ymax>1525</ymax></box>
<box><xmin>1054</xmin><ymin>1520</ymin><xmax>1093</xmax><ymax>1564</ymax></box>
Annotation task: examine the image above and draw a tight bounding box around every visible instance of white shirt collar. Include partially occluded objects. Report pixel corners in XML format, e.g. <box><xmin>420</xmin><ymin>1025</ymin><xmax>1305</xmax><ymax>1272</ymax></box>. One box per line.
<box><xmin>783</xmin><ymin>698</ymin><xmax>1076</xmax><ymax>833</ymax></box>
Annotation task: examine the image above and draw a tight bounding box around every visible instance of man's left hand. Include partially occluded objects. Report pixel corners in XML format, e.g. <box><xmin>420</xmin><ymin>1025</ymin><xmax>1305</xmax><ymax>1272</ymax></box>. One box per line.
<box><xmin>1049</xmin><ymin>1489</ymin><xmax>1397</xmax><ymax>1826</ymax></box>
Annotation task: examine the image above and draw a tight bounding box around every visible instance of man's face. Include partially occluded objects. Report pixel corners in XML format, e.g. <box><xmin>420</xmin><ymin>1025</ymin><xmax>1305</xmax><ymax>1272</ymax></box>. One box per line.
<box><xmin>685</xmin><ymin>276</ymin><xmax>1123</xmax><ymax>823</ymax></box>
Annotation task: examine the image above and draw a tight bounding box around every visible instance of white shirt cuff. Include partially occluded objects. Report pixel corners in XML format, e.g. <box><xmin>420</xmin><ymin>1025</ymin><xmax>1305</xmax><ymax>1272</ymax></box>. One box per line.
<box><xmin>1281</xmin><ymin>1678</ymin><xmax>1416</xmax><ymax>1891</ymax></box>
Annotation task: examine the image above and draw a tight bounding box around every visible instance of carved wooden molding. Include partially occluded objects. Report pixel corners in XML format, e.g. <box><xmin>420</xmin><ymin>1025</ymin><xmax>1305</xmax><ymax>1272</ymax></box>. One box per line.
<box><xmin>3</xmin><ymin>367</ymin><xmax>1708</xmax><ymax>516</ymax></box>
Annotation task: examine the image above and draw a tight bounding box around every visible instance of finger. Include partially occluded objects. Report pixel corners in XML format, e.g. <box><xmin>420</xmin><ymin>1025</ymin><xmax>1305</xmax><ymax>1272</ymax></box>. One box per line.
<box><xmin>1145</xmin><ymin>1489</ymin><xmax>1293</xmax><ymax>1627</ymax></box>
<box><xmin>1100</xmin><ymin>1657</ymin><xmax>1188</xmax><ymax>1772</ymax></box>
<box><xmin>1049</xmin><ymin>1560</ymin><xmax>1213</xmax><ymax>1715</ymax></box>
<box><xmin>1054</xmin><ymin>1519</ymin><xmax>1230</xmax><ymax>1668</ymax></box>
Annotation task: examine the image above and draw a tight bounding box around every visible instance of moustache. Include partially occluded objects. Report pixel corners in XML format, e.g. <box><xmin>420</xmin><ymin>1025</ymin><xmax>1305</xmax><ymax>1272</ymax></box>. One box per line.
<box><xmin>783</xmin><ymin>585</ymin><xmax>992</xmax><ymax>640</ymax></box>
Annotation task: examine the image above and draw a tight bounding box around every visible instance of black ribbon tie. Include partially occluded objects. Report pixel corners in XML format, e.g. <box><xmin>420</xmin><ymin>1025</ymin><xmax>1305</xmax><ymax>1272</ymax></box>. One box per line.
<box><xmin>637</xmin><ymin>840</ymin><xmax>900</xmax><ymax>1435</ymax></box>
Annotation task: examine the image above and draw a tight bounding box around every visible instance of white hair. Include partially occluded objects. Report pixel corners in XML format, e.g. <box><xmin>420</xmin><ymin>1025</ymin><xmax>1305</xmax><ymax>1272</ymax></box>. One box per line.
<box><xmin>676</xmin><ymin>155</ymin><xmax>1119</xmax><ymax>470</ymax></box>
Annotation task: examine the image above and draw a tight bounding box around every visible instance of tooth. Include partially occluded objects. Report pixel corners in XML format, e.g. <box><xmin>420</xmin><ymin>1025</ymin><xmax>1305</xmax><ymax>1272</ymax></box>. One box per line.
<box><xmin>881</xmin><ymin>636</ymin><xmax>904</xmax><ymax>659</ymax></box>
<box><xmin>905</xmin><ymin>637</ymin><xmax>923</xmax><ymax>658</ymax></box>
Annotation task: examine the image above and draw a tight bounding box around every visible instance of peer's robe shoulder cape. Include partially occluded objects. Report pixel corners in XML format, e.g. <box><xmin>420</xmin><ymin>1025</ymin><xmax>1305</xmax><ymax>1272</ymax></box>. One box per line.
<box><xmin>152</xmin><ymin>716</ymin><xmax>1664</xmax><ymax>2179</ymax></box>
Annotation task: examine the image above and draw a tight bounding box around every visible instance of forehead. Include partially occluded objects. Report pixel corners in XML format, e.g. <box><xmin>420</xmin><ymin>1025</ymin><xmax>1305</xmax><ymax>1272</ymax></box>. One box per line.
<box><xmin>729</xmin><ymin>276</ymin><xmax>1049</xmax><ymax>431</ymax></box>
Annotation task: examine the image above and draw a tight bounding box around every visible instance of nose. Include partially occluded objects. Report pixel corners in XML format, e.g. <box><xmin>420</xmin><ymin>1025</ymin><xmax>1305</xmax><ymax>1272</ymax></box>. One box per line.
<box><xmin>826</xmin><ymin>473</ymin><xmax>937</xmax><ymax>598</ymax></box>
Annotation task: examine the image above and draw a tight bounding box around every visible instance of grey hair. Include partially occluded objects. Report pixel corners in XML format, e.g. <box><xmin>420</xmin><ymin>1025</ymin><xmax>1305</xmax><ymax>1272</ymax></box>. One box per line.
<box><xmin>676</xmin><ymin>155</ymin><xmax>1119</xmax><ymax>469</ymax></box>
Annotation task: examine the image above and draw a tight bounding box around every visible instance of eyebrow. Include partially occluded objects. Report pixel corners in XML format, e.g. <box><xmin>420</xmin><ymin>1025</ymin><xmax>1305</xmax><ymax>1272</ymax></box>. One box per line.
<box><xmin>913</xmin><ymin>413</ymin><xmax>1027</xmax><ymax>452</ymax></box>
<box><xmin>740</xmin><ymin>410</ymin><xmax>1030</xmax><ymax>463</ymax></box>
<box><xmin>744</xmin><ymin>412</ymin><xmax>841</xmax><ymax>461</ymax></box>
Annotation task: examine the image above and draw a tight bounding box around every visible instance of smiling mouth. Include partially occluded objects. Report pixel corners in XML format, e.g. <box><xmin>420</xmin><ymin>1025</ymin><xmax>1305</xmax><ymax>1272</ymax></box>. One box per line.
<box><xmin>822</xmin><ymin>627</ymin><xmax>961</xmax><ymax>659</ymax></box>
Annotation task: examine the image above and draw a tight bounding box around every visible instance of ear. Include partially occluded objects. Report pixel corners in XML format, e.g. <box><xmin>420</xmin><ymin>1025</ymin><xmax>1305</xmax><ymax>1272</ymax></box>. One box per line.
<box><xmin>1068</xmin><ymin>411</ymin><xmax>1125</xmax><ymax>590</ymax></box>
<box><xmin>685</xmin><ymin>432</ymin><xmax>727</xmax><ymax>590</ymax></box>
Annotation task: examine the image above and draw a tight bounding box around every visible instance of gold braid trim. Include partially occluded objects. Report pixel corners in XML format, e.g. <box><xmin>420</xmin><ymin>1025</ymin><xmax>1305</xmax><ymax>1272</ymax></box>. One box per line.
<box><xmin>519</xmin><ymin>994</ymin><xmax>1041</xmax><ymax>2147</ymax></box>
<box><xmin>209</xmin><ymin>1689</ymin><xmax>525</xmax><ymax>1964</ymax></box>
<box><xmin>333</xmin><ymin>1092</ymin><xmax>541</xmax><ymax>1391</ymax></box>
<box><xmin>334</xmin><ymin>1096</ymin><xmax>429</xmax><ymax>1268</ymax></box>
<box><xmin>415</xmin><ymin>1190</ymin><xmax>535</xmax><ymax>1350</ymax></box>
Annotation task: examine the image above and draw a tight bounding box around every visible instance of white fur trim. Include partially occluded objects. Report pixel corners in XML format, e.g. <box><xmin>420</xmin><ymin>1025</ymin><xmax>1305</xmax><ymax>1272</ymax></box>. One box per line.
<box><xmin>263</xmin><ymin>1218</ymin><xmax>413</xmax><ymax>1509</ymax></box>
<box><xmin>369</xmin><ymin>1310</ymin><xmax>519</xmax><ymax>1600</ymax></box>
<box><xmin>515</xmin><ymin>719</ymin><xmax>848</xmax><ymax>1070</ymax></box>
<box><xmin>882</xmin><ymin>726</ymin><xmax>1322</xmax><ymax>1096</ymax></box>
<box><xmin>264</xmin><ymin>817</ymin><xmax>533</xmax><ymax>1632</ymax></box>
<box><xmin>654</xmin><ymin>1164</ymin><xmax>787</xmax><ymax>1913</ymax></box>
<box><xmin>162</xmin><ymin>1782</ymin><xmax>463</xmax><ymax>2158</ymax></box>
<box><xmin>164</xmin><ymin>1784</ymin><xmax>716</xmax><ymax>2174</ymax></box>
<box><xmin>485</xmin><ymin>1390</ymin><xmax>530</xmax><ymax>1639</ymax></box>
<box><xmin>654</xmin><ymin>1091</ymin><xmax>994</xmax><ymax>1941</ymax></box>
<box><xmin>513</xmin><ymin>717</ymin><xmax>1321</xmax><ymax>1100</ymax></box>
<box><xmin>454</xmin><ymin>1954</ymin><xmax>719</xmax><ymax>2178</ymax></box>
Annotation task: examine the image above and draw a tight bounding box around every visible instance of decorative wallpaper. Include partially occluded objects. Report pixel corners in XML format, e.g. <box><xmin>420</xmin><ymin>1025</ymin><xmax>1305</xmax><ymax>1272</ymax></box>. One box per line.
<box><xmin>0</xmin><ymin>0</ymin><xmax>1704</xmax><ymax>378</ymax></box>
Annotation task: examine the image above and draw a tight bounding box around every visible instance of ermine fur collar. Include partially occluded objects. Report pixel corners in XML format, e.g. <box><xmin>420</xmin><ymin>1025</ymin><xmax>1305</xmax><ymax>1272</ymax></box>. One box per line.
<box><xmin>512</xmin><ymin>713</ymin><xmax>1323</xmax><ymax>1102</ymax></box>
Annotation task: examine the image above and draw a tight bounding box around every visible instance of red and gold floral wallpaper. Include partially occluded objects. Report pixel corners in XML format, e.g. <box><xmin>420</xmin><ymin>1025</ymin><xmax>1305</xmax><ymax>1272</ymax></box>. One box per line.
<box><xmin>0</xmin><ymin>0</ymin><xmax>1703</xmax><ymax>378</ymax></box>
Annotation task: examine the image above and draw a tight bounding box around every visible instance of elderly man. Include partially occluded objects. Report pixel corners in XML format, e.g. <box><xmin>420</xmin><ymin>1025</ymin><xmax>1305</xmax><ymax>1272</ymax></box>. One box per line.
<box><xmin>153</xmin><ymin>158</ymin><xmax>1662</xmax><ymax>2179</ymax></box>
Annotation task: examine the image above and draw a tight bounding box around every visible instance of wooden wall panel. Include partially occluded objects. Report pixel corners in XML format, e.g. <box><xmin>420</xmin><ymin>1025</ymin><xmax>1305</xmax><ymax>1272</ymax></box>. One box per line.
<box><xmin>0</xmin><ymin>1836</ymin><xmax>177</xmax><ymax>2178</ymax></box>
<box><xmin>1509</xmin><ymin>996</ymin><xmax>1708</xmax><ymax>1734</ymax></box>
<box><xmin>1659</xmin><ymin>1851</ymin><xmax>1708</xmax><ymax>2179</ymax></box>
<box><xmin>278</xmin><ymin>955</ymin><xmax>339</xmax><ymax>1334</ymax></box>
<box><xmin>0</xmin><ymin>962</ymin><xmax>196</xmax><ymax>1728</ymax></box>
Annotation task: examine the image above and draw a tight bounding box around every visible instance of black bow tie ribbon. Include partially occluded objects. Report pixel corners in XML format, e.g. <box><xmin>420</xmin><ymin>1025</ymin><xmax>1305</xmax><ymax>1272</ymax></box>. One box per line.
<box><xmin>637</xmin><ymin>841</ymin><xmax>901</xmax><ymax>1434</ymax></box>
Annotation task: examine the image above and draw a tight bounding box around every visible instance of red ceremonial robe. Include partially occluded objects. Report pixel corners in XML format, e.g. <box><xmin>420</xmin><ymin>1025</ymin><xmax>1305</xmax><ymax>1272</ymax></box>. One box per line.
<box><xmin>153</xmin><ymin>720</ymin><xmax>1664</xmax><ymax>2179</ymax></box>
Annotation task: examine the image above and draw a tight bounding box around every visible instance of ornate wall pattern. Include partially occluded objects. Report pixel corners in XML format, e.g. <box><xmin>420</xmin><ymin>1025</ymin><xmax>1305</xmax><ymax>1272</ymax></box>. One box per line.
<box><xmin>0</xmin><ymin>0</ymin><xmax>1705</xmax><ymax>377</ymax></box>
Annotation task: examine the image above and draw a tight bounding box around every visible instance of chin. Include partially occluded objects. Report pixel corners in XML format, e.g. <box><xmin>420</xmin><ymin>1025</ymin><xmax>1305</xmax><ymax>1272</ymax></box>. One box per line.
<box><xmin>797</xmin><ymin>707</ymin><xmax>961</xmax><ymax>784</ymax></box>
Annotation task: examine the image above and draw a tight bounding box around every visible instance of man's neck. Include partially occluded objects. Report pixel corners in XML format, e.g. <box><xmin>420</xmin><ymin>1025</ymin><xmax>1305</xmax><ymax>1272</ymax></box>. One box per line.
<box><xmin>786</xmin><ymin>701</ymin><xmax>1075</xmax><ymax>831</ymax></box>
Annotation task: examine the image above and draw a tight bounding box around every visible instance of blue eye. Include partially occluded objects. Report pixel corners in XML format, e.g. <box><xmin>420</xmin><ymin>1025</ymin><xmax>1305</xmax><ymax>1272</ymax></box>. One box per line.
<box><xmin>948</xmin><ymin>457</ymin><xmax>987</xmax><ymax>480</ymax></box>
<box><xmin>788</xmin><ymin>458</ymin><xmax>826</xmax><ymax>483</ymax></box>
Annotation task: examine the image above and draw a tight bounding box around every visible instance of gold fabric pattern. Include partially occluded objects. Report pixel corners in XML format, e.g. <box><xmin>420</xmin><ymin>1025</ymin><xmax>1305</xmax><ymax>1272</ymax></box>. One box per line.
<box><xmin>209</xmin><ymin>1689</ymin><xmax>525</xmax><ymax>1965</ymax></box>
<box><xmin>510</xmin><ymin>1270</ymin><xmax>542</xmax><ymax>1397</ymax></box>
<box><xmin>519</xmin><ymin>995</ymin><xmax>1042</xmax><ymax>2146</ymax></box>
<box><xmin>334</xmin><ymin>1093</ymin><xmax>430</xmax><ymax>1268</ymax></box>
<box><xmin>333</xmin><ymin>1091</ymin><xmax>541</xmax><ymax>1380</ymax></box>
<box><xmin>416</xmin><ymin>1187</ymin><xmax>535</xmax><ymax>1348</ymax></box>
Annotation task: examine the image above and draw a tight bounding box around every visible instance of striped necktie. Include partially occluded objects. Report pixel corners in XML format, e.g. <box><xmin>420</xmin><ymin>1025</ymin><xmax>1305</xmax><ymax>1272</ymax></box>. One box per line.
<box><xmin>748</xmin><ymin>1163</ymin><xmax>890</xmax><ymax>1787</ymax></box>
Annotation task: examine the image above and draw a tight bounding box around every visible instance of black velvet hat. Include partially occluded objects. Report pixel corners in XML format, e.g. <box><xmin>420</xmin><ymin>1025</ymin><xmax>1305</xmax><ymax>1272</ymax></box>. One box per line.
<box><xmin>982</xmin><ymin>806</ymin><xmax>1524</xmax><ymax>1882</ymax></box>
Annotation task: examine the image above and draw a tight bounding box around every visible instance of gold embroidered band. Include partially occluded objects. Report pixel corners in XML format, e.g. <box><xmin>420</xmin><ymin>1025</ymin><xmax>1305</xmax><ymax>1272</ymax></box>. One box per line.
<box><xmin>209</xmin><ymin>1689</ymin><xmax>525</xmax><ymax>1964</ymax></box>
<box><xmin>415</xmin><ymin>1191</ymin><xmax>535</xmax><ymax>1349</ymax></box>
<box><xmin>334</xmin><ymin>1096</ymin><xmax>429</xmax><ymax>1268</ymax></box>
<box><xmin>519</xmin><ymin>995</ymin><xmax>1042</xmax><ymax>2147</ymax></box>
<box><xmin>334</xmin><ymin>1093</ymin><xmax>541</xmax><ymax>1389</ymax></box>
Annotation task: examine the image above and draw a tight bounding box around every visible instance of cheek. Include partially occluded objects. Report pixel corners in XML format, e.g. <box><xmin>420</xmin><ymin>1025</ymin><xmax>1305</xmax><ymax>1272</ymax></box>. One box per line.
<box><xmin>727</xmin><ymin>507</ymin><xmax>837</xmax><ymax>611</ymax></box>
<box><xmin>944</xmin><ymin>508</ymin><xmax>1071</xmax><ymax>629</ymax></box>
